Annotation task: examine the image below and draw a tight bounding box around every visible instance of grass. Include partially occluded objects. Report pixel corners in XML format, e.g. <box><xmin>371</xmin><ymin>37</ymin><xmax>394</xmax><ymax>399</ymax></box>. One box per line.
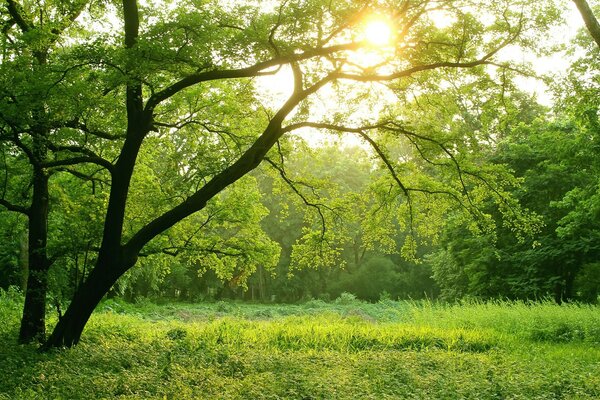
<box><xmin>1</xmin><ymin>290</ymin><xmax>599</xmax><ymax>399</ymax></box>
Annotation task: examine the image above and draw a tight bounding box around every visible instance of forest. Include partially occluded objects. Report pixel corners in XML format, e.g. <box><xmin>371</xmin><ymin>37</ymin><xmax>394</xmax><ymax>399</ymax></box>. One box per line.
<box><xmin>0</xmin><ymin>0</ymin><xmax>600</xmax><ymax>398</ymax></box>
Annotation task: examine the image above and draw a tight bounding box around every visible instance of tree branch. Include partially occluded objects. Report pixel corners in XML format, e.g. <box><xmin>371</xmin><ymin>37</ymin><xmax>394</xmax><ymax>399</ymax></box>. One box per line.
<box><xmin>282</xmin><ymin>121</ymin><xmax>410</xmax><ymax>196</ymax></box>
<box><xmin>264</xmin><ymin>157</ymin><xmax>329</xmax><ymax>238</ymax></box>
<box><xmin>5</xmin><ymin>0</ymin><xmax>31</xmax><ymax>33</ymax></box>
<box><xmin>51</xmin><ymin>167</ymin><xmax>109</xmax><ymax>186</ymax></box>
<box><xmin>334</xmin><ymin>30</ymin><xmax>519</xmax><ymax>82</ymax></box>
<box><xmin>42</xmin><ymin>156</ymin><xmax>114</xmax><ymax>171</ymax></box>
<box><xmin>63</xmin><ymin>120</ymin><xmax>125</xmax><ymax>141</ymax></box>
<box><xmin>0</xmin><ymin>198</ymin><xmax>29</xmax><ymax>215</ymax></box>
<box><xmin>573</xmin><ymin>0</ymin><xmax>600</xmax><ymax>49</ymax></box>
<box><xmin>123</xmin><ymin>69</ymin><xmax>336</xmax><ymax>259</ymax></box>
<box><xmin>144</xmin><ymin>42</ymin><xmax>359</xmax><ymax>111</ymax></box>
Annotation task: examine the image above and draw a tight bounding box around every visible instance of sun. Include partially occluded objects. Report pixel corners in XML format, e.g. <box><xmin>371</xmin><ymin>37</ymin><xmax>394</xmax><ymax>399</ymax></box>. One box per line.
<box><xmin>363</xmin><ymin>17</ymin><xmax>393</xmax><ymax>47</ymax></box>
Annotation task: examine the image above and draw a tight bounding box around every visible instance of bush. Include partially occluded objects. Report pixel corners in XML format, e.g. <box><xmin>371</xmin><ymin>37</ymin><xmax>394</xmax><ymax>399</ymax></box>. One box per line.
<box><xmin>574</xmin><ymin>263</ymin><xmax>600</xmax><ymax>303</ymax></box>
<box><xmin>0</xmin><ymin>286</ymin><xmax>24</xmax><ymax>331</ymax></box>
<box><xmin>0</xmin><ymin>285</ymin><xmax>23</xmax><ymax>304</ymax></box>
<box><xmin>335</xmin><ymin>292</ymin><xmax>359</xmax><ymax>305</ymax></box>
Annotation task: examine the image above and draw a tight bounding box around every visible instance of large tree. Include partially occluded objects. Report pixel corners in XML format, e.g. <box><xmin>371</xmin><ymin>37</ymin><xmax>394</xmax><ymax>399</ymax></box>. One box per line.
<box><xmin>0</xmin><ymin>0</ymin><xmax>560</xmax><ymax>348</ymax></box>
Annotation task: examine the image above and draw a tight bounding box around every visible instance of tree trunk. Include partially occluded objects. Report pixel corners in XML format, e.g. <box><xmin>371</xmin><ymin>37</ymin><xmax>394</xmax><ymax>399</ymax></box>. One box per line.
<box><xmin>564</xmin><ymin>270</ymin><xmax>576</xmax><ymax>302</ymax></box>
<box><xmin>43</xmin><ymin>260</ymin><xmax>121</xmax><ymax>349</ymax></box>
<box><xmin>19</xmin><ymin>232</ymin><xmax>28</xmax><ymax>291</ymax></box>
<box><xmin>18</xmin><ymin>44</ymin><xmax>52</xmax><ymax>343</ymax></box>
<box><xmin>19</xmin><ymin>168</ymin><xmax>49</xmax><ymax>343</ymax></box>
<box><xmin>258</xmin><ymin>265</ymin><xmax>266</xmax><ymax>302</ymax></box>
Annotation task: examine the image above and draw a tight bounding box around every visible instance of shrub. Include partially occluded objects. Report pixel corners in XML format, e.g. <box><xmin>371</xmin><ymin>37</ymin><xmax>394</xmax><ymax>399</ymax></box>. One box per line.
<box><xmin>335</xmin><ymin>292</ymin><xmax>359</xmax><ymax>305</ymax></box>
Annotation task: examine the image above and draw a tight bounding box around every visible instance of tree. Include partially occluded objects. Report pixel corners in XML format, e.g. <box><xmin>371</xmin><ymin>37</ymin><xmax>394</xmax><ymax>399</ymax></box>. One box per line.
<box><xmin>0</xmin><ymin>0</ymin><xmax>563</xmax><ymax>348</ymax></box>
<box><xmin>429</xmin><ymin>110</ymin><xmax>600</xmax><ymax>302</ymax></box>
<box><xmin>0</xmin><ymin>0</ymin><xmax>116</xmax><ymax>342</ymax></box>
<box><xmin>426</xmin><ymin>0</ymin><xmax>600</xmax><ymax>303</ymax></box>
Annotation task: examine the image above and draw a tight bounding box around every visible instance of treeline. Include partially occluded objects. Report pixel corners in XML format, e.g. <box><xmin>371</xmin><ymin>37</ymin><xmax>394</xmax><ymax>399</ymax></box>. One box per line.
<box><xmin>2</xmin><ymin>107</ymin><xmax>599</xmax><ymax>304</ymax></box>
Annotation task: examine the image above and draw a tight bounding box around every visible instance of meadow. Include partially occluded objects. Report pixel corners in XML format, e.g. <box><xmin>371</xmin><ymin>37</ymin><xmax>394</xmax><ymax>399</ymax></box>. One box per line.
<box><xmin>1</xmin><ymin>288</ymin><xmax>599</xmax><ymax>399</ymax></box>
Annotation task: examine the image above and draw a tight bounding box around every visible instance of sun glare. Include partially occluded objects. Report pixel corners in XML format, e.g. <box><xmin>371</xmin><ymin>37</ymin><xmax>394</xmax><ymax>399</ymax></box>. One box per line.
<box><xmin>363</xmin><ymin>17</ymin><xmax>393</xmax><ymax>47</ymax></box>
<box><xmin>428</xmin><ymin>10</ymin><xmax>456</xmax><ymax>29</ymax></box>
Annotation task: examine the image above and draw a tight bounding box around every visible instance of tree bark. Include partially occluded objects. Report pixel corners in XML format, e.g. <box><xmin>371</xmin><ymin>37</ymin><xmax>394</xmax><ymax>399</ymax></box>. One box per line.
<box><xmin>19</xmin><ymin>232</ymin><xmax>28</xmax><ymax>291</ymax></box>
<box><xmin>19</xmin><ymin>167</ymin><xmax>49</xmax><ymax>343</ymax></box>
<box><xmin>42</xmin><ymin>259</ymin><xmax>123</xmax><ymax>348</ymax></box>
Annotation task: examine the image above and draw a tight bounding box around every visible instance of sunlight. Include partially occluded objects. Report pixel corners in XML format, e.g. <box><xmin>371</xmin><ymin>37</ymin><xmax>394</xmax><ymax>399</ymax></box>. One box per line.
<box><xmin>363</xmin><ymin>16</ymin><xmax>393</xmax><ymax>47</ymax></box>
<box><xmin>428</xmin><ymin>10</ymin><xmax>456</xmax><ymax>29</ymax></box>
<box><xmin>255</xmin><ymin>66</ymin><xmax>295</xmax><ymax>109</ymax></box>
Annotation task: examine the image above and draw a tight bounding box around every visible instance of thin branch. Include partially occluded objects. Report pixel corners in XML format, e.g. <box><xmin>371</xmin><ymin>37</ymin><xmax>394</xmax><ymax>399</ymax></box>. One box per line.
<box><xmin>281</xmin><ymin>120</ymin><xmax>416</xmax><ymax>237</ymax></box>
<box><xmin>334</xmin><ymin>28</ymin><xmax>520</xmax><ymax>82</ymax></box>
<box><xmin>160</xmin><ymin>247</ymin><xmax>244</xmax><ymax>258</ymax></box>
<box><xmin>48</xmin><ymin>143</ymin><xmax>108</xmax><ymax>160</ymax></box>
<box><xmin>384</xmin><ymin>123</ymin><xmax>478</xmax><ymax>211</ymax></box>
<box><xmin>267</xmin><ymin>0</ymin><xmax>288</xmax><ymax>57</ymax></box>
<box><xmin>63</xmin><ymin>119</ymin><xmax>125</xmax><ymax>141</ymax></box>
<box><xmin>264</xmin><ymin>157</ymin><xmax>329</xmax><ymax>238</ymax></box>
<box><xmin>160</xmin><ymin>214</ymin><xmax>214</xmax><ymax>256</ymax></box>
<box><xmin>335</xmin><ymin>58</ymin><xmax>494</xmax><ymax>82</ymax></box>
<box><xmin>51</xmin><ymin>167</ymin><xmax>110</xmax><ymax>186</ymax></box>
<box><xmin>282</xmin><ymin>121</ymin><xmax>409</xmax><ymax>196</ymax></box>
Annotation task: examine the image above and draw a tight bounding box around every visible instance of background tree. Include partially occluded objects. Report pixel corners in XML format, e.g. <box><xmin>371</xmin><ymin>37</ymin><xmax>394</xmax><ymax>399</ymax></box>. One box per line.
<box><xmin>426</xmin><ymin>3</ymin><xmax>600</xmax><ymax>301</ymax></box>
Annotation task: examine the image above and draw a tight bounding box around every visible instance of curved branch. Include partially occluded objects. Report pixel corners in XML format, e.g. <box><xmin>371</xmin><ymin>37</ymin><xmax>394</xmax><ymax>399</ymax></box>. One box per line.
<box><xmin>264</xmin><ymin>157</ymin><xmax>328</xmax><ymax>239</ymax></box>
<box><xmin>63</xmin><ymin>120</ymin><xmax>124</xmax><ymax>141</ymax></box>
<box><xmin>281</xmin><ymin>121</ymin><xmax>492</xmax><ymax>228</ymax></box>
<box><xmin>282</xmin><ymin>121</ymin><xmax>409</xmax><ymax>196</ymax></box>
<box><xmin>144</xmin><ymin>42</ymin><xmax>359</xmax><ymax>111</ymax></box>
<box><xmin>0</xmin><ymin>198</ymin><xmax>29</xmax><ymax>215</ymax></box>
<box><xmin>42</xmin><ymin>156</ymin><xmax>114</xmax><ymax>172</ymax></box>
<box><xmin>51</xmin><ymin>167</ymin><xmax>109</xmax><ymax>186</ymax></box>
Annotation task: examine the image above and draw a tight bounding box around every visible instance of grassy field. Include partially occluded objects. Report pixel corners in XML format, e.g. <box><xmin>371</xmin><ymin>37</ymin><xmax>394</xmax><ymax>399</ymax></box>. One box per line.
<box><xmin>1</xmin><ymin>289</ymin><xmax>599</xmax><ymax>399</ymax></box>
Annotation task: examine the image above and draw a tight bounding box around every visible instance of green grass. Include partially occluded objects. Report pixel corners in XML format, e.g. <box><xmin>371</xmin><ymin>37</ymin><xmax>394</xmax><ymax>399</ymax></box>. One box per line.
<box><xmin>1</xmin><ymin>291</ymin><xmax>599</xmax><ymax>399</ymax></box>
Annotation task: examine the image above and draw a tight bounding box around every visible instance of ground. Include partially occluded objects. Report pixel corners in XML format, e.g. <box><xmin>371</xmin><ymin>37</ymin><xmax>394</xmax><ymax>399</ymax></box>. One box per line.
<box><xmin>1</xmin><ymin>291</ymin><xmax>599</xmax><ymax>399</ymax></box>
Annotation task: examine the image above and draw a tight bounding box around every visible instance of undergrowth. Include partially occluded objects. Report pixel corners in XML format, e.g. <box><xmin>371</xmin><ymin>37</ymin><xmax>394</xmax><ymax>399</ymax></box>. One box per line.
<box><xmin>1</xmin><ymin>291</ymin><xmax>598</xmax><ymax>399</ymax></box>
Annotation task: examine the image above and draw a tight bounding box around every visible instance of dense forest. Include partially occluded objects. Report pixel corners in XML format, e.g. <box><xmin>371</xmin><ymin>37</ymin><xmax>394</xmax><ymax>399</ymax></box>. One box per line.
<box><xmin>1</xmin><ymin>0</ymin><xmax>600</xmax><ymax>350</ymax></box>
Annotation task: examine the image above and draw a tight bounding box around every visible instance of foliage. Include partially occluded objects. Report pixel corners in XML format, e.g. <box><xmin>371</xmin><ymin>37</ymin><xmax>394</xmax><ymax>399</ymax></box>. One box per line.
<box><xmin>429</xmin><ymin>115</ymin><xmax>600</xmax><ymax>302</ymax></box>
<box><xmin>1</xmin><ymin>300</ymin><xmax>599</xmax><ymax>399</ymax></box>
